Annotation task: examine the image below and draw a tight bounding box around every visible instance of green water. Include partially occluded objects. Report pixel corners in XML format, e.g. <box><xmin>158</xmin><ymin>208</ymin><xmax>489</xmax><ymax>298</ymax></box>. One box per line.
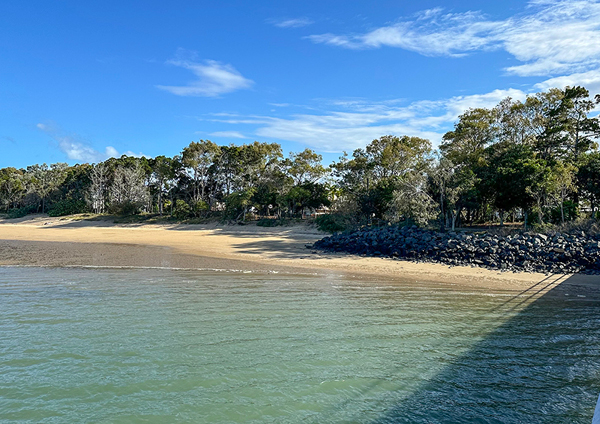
<box><xmin>1</xmin><ymin>267</ymin><xmax>599</xmax><ymax>423</ymax></box>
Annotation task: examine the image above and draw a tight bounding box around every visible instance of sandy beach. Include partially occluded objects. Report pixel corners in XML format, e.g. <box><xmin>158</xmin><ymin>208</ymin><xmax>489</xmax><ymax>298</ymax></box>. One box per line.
<box><xmin>1</xmin><ymin>215</ymin><xmax>598</xmax><ymax>295</ymax></box>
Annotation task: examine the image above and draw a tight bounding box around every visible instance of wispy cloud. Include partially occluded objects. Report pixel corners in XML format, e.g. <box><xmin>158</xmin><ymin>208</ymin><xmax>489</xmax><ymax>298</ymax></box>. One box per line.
<box><xmin>534</xmin><ymin>69</ymin><xmax>600</xmax><ymax>94</ymax></box>
<box><xmin>207</xmin><ymin>88</ymin><xmax>527</xmax><ymax>152</ymax></box>
<box><xmin>209</xmin><ymin>131</ymin><xmax>248</xmax><ymax>139</ymax></box>
<box><xmin>157</xmin><ymin>53</ymin><xmax>254</xmax><ymax>97</ymax></box>
<box><xmin>209</xmin><ymin>65</ymin><xmax>600</xmax><ymax>153</ymax></box>
<box><xmin>270</xmin><ymin>17</ymin><xmax>313</xmax><ymax>28</ymax></box>
<box><xmin>307</xmin><ymin>0</ymin><xmax>600</xmax><ymax>77</ymax></box>
<box><xmin>36</xmin><ymin>122</ymin><xmax>144</xmax><ymax>163</ymax></box>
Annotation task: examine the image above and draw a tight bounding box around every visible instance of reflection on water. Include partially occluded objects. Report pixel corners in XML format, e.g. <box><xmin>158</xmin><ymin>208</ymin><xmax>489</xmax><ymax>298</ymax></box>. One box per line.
<box><xmin>0</xmin><ymin>267</ymin><xmax>598</xmax><ymax>423</ymax></box>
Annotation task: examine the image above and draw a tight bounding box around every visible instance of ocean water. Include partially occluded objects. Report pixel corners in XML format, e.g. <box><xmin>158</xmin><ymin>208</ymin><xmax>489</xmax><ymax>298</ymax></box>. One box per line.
<box><xmin>0</xmin><ymin>267</ymin><xmax>599</xmax><ymax>423</ymax></box>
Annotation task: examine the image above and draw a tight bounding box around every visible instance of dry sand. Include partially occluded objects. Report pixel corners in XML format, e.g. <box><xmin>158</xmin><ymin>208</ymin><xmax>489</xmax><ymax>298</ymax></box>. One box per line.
<box><xmin>1</xmin><ymin>215</ymin><xmax>598</xmax><ymax>296</ymax></box>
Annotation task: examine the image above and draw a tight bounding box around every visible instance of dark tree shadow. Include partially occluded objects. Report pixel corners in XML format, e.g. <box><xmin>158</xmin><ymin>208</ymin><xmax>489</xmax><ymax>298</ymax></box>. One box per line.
<box><xmin>366</xmin><ymin>273</ymin><xmax>600</xmax><ymax>424</ymax></box>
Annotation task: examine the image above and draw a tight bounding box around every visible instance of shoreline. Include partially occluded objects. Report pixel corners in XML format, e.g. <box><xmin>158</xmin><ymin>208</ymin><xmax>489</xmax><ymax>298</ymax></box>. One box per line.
<box><xmin>1</xmin><ymin>215</ymin><xmax>599</xmax><ymax>295</ymax></box>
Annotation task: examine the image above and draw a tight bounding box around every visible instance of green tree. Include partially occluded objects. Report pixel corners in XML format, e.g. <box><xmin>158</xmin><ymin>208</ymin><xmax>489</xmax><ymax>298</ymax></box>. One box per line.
<box><xmin>479</xmin><ymin>144</ymin><xmax>543</xmax><ymax>226</ymax></box>
<box><xmin>332</xmin><ymin>135</ymin><xmax>432</xmax><ymax>222</ymax></box>
<box><xmin>441</xmin><ymin>107</ymin><xmax>496</xmax><ymax>168</ymax></box>
<box><xmin>182</xmin><ymin>140</ymin><xmax>221</xmax><ymax>205</ymax></box>
<box><xmin>0</xmin><ymin>167</ymin><xmax>25</xmax><ymax>211</ymax></box>
<box><xmin>283</xmin><ymin>148</ymin><xmax>327</xmax><ymax>185</ymax></box>
<box><xmin>150</xmin><ymin>156</ymin><xmax>176</xmax><ymax>215</ymax></box>
<box><xmin>578</xmin><ymin>152</ymin><xmax>600</xmax><ymax>215</ymax></box>
<box><xmin>550</xmin><ymin>161</ymin><xmax>577</xmax><ymax>224</ymax></box>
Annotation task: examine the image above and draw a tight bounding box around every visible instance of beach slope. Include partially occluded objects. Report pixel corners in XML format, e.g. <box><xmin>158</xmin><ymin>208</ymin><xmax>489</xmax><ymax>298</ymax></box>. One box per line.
<box><xmin>1</xmin><ymin>215</ymin><xmax>598</xmax><ymax>293</ymax></box>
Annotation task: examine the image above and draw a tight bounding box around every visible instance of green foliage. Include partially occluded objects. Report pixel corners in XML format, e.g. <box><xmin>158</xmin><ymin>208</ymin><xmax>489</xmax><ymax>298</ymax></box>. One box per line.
<box><xmin>578</xmin><ymin>152</ymin><xmax>600</xmax><ymax>211</ymax></box>
<box><xmin>333</xmin><ymin>135</ymin><xmax>432</xmax><ymax>224</ymax></box>
<box><xmin>256</xmin><ymin>218</ymin><xmax>284</xmax><ymax>227</ymax></box>
<box><xmin>172</xmin><ymin>199</ymin><xmax>191</xmax><ymax>220</ymax></box>
<box><xmin>1</xmin><ymin>85</ymin><xmax>598</xmax><ymax>233</ymax></box>
<box><xmin>108</xmin><ymin>200</ymin><xmax>142</xmax><ymax>216</ymax></box>
<box><xmin>224</xmin><ymin>188</ymin><xmax>256</xmax><ymax>219</ymax></box>
<box><xmin>283</xmin><ymin>148</ymin><xmax>327</xmax><ymax>185</ymax></box>
<box><xmin>550</xmin><ymin>200</ymin><xmax>579</xmax><ymax>223</ymax></box>
<box><xmin>6</xmin><ymin>205</ymin><xmax>37</xmax><ymax>219</ymax></box>
<box><xmin>191</xmin><ymin>199</ymin><xmax>209</xmax><ymax>216</ymax></box>
<box><xmin>315</xmin><ymin>214</ymin><xmax>353</xmax><ymax>233</ymax></box>
<box><xmin>48</xmin><ymin>199</ymin><xmax>88</xmax><ymax>217</ymax></box>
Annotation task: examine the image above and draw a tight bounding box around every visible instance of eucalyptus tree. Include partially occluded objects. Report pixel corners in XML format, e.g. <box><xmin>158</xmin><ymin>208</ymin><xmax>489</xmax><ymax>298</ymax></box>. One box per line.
<box><xmin>389</xmin><ymin>171</ymin><xmax>436</xmax><ymax>226</ymax></box>
<box><xmin>228</xmin><ymin>142</ymin><xmax>284</xmax><ymax>219</ymax></box>
<box><xmin>57</xmin><ymin>164</ymin><xmax>92</xmax><ymax>201</ymax></box>
<box><xmin>181</xmin><ymin>140</ymin><xmax>221</xmax><ymax>207</ymax></box>
<box><xmin>278</xmin><ymin>148</ymin><xmax>330</xmax><ymax>217</ymax></box>
<box><xmin>88</xmin><ymin>162</ymin><xmax>109</xmax><ymax>213</ymax></box>
<box><xmin>441</xmin><ymin>107</ymin><xmax>496</xmax><ymax>168</ymax></box>
<box><xmin>333</xmin><ymin>135</ymin><xmax>432</xmax><ymax>222</ymax></box>
<box><xmin>283</xmin><ymin>148</ymin><xmax>327</xmax><ymax>185</ymax></box>
<box><xmin>149</xmin><ymin>155</ymin><xmax>176</xmax><ymax>215</ymax></box>
<box><xmin>429</xmin><ymin>157</ymin><xmax>477</xmax><ymax>231</ymax></box>
<box><xmin>214</xmin><ymin>144</ymin><xmax>243</xmax><ymax>197</ymax></box>
<box><xmin>0</xmin><ymin>167</ymin><xmax>25</xmax><ymax>210</ymax></box>
<box><xmin>551</xmin><ymin>161</ymin><xmax>577</xmax><ymax>224</ymax></box>
<box><xmin>109</xmin><ymin>163</ymin><xmax>149</xmax><ymax>214</ymax></box>
<box><xmin>25</xmin><ymin>163</ymin><xmax>68</xmax><ymax>213</ymax></box>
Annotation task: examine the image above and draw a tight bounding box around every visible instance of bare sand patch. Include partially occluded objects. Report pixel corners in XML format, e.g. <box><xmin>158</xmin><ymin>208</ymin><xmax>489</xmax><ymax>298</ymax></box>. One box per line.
<box><xmin>1</xmin><ymin>215</ymin><xmax>598</xmax><ymax>296</ymax></box>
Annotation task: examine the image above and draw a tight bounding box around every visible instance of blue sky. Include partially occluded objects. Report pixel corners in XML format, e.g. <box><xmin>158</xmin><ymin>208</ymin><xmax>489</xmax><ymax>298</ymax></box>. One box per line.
<box><xmin>2</xmin><ymin>0</ymin><xmax>600</xmax><ymax>168</ymax></box>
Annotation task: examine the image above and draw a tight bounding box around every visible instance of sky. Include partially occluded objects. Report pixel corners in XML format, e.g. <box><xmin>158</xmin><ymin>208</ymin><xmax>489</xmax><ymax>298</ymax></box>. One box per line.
<box><xmin>2</xmin><ymin>0</ymin><xmax>600</xmax><ymax>168</ymax></box>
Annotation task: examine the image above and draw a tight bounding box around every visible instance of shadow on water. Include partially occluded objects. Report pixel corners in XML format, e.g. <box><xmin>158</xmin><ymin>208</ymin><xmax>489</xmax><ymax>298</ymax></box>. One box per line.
<box><xmin>367</xmin><ymin>273</ymin><xmax>600</xmax><ymax>424</ymax></box>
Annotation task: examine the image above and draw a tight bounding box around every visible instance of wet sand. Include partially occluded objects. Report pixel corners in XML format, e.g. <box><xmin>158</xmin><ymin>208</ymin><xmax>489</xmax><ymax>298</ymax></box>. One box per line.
<box><xmin>1</xmin><ymin>215</ymin><xmax>598</xmax><ymax>295</ymax></box>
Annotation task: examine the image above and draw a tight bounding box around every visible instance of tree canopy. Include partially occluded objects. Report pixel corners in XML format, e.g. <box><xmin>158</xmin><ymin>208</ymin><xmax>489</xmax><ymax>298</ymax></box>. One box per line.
<box><xmin>2</xmin><ymin>85</ymin><xmax>599</xmax><ymax>229</ymax></box>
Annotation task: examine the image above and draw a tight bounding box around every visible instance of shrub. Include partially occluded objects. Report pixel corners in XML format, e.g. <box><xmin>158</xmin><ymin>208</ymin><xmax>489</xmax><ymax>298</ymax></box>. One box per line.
<box><xmin>191</xmin><ymin>199</ymin><xmax>209</xmax><ymax>216</ymax></box>
<box><xmin>48</xmin><ymin>199</ymin><xmax>88</xmax><ymax>217</ymax></box>
<box><xmin>256</xmin><ymin>218</ymin><xmax>283</xmax><ymax>227</ymax></box>
<box><xmin>315</xmin><ymin>213</ymin><xmax>353</xmax><ymax>233</ymax></box>
<box><xmin>6</xmin><ymin>205</ymin><xmax>37</xmax><ymax>219</ymax></box>
<box><xmin>107</xmin><ymin>200</ymin><xmax>143</xmax><ymax>216</ymax></box>
<box><xmin>173</xmin><ymin>199</ymin><xmax>191</xmax><ymax>220</ymax></box>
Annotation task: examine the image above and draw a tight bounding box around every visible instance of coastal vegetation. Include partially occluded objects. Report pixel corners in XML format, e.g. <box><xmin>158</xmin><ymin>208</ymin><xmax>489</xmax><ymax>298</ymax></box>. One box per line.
<box><xmin>1</xmin><ymin>86</ymin><xmax>599</xmax><ymax>233</ymax></box>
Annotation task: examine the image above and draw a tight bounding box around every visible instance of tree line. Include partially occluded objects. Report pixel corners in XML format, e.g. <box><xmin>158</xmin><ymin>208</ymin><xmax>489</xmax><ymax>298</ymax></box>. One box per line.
<box><xmin>1</xmin><ymin>85</ymin><xmax>600</xmax><ymax>231</ymax></box>
<box><xmin>0</xmin><ymin>141</ymin><xmax>329</xmax><ymax>221</ymax></box>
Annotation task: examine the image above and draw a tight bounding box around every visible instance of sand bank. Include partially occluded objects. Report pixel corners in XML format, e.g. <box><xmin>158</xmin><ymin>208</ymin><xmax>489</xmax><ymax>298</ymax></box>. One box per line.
<box><xmin>1</xmin><ymin>215</ymin><xmax>598</xmax><ymax>295</ymax></box>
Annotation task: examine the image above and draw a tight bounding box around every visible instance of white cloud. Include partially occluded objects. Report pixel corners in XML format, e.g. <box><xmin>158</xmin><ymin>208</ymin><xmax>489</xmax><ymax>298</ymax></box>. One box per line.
<box><xmin>534</xmin><ymin>69</ymin><xmax>600</xmax><ymax>94</ymax></box>
<box><xmin>271</xmin><ymin>18</ymin><xmax>313</xmax><ymax>28</ymax></box>
<box><xmin>307</xmin><ymin>0</ymin><xmax>600</xmax><ymax>77</ymax></box>
<box><xmin>208</xmin><ymin>88</ymin><xmax>527</xmax><ymax>152</ymax></box>
<box><xmin>36</xmin><ymin>122</ymin><xmax>144</xmax><ymax>163</ymax></box>
<box><xmin>157</xmin><ymin>57</ymin><xmax>253</xmax><ymax>97</ymax></box>
<box><xmin>209</xmin><ymin>131</ymin><xmax>248</xmax><ymax>139</ymax></box>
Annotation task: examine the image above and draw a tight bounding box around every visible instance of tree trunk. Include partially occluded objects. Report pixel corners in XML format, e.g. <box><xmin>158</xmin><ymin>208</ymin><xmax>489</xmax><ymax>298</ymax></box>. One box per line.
<box><xmin>439</xmin><ymin>191</ymin><xmax>445</xmax><ymax>232</ymax></box>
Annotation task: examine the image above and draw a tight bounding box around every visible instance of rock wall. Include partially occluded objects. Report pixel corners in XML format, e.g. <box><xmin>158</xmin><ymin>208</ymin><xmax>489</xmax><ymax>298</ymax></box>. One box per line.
<box><xmin>313</xmin><ymin>226</ymin><xmax>600</xmax><ymax>274</ymax></box>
